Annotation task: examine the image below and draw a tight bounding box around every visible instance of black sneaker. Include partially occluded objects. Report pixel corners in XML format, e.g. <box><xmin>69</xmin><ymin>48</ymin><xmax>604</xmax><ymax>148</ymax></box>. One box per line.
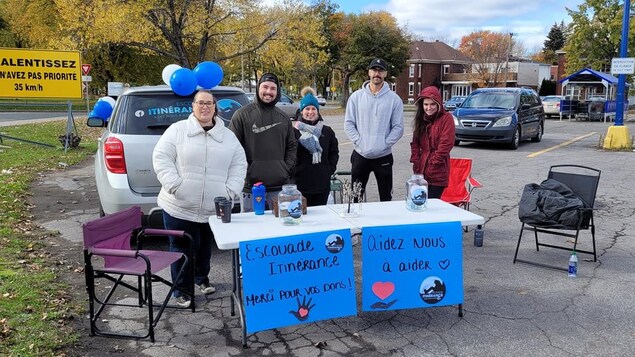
<box><xmin>198</xmin><ymin>282</ymin><xmax>216</xmax><ymax>295</ymax></box>
<box><xmin>175</xmin><ymin>295</ymin><xmax>191</xmax><ymax>308</ymax></box>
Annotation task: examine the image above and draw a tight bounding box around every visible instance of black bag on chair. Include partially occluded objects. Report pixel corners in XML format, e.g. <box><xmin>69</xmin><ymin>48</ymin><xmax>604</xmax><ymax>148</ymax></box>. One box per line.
<box><xmin>518</xmin><ymin>179</ymin><xmax>589</xmax><ymax>228</ymax></box>
<box><xmin>513</xmin><ymin>165</ymin><xmax>600</xmax><ymax>271</ymax></box>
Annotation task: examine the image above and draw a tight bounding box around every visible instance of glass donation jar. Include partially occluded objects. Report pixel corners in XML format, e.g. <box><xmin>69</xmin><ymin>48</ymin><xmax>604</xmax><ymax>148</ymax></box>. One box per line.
<box><xmin>278</xmin><ymin>184</ymin><xmax>303</xmax><ymax>225</ymax></box>
<box><xmin>406</xmin><ymin>174</ymin><xmax>428</xmax><ymax>212</ymax></box>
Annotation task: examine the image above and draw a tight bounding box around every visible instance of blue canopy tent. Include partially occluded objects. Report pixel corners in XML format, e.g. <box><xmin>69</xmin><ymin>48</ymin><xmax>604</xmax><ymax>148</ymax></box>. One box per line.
<box><xmin>558</xmin><ymin>68</ymin><xmax>626</xmax><ymax>122</ymax></box>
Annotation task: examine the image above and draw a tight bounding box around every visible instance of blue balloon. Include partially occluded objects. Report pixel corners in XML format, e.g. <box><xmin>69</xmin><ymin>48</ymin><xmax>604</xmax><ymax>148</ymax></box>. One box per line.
<box><xmin>93</xmin><ymin>100</ymin><xmax>113</xmax><ymax>119</ymax></box>
<box><xmin>193</xmin><ymin>61</ymin><xmax>224</xmax><ymax>89</ymax></box>
<box><xmin>170</xmin><ymin>68</ymin><xmax>198</xmax><ymax>96</ymax></box>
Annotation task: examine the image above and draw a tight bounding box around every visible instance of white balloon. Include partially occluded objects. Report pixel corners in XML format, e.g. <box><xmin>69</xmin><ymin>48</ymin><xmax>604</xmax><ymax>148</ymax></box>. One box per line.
<box><xmin>162</xmin><ymin>64</ymin><xmax>182</xmax><ymax>86</ymax></box>
<box><xmin>97</xmin><ymin>96</ymin><xmax>116</xmax><ymax>108</ymax></box>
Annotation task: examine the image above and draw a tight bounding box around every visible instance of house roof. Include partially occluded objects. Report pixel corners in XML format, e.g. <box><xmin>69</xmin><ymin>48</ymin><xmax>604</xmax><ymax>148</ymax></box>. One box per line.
<box><xmin>409</xmin><ymin>41</ymin><xmax>473</xmax><ymax>64</ymax></box>
<box><xmin>559</xmin><ymin>68</ymin><xmax>619</xmax><ymax>85</ymax></box>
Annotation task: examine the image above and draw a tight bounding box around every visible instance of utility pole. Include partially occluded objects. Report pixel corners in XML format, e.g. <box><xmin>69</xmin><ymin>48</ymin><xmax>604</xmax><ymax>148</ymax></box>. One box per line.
<box><xmin>241</xmin><ymin>52</ymin><xmax>245</xmax><ymax>91</ymax></box>
<box><xmin>503</xmin><ymin>33</ymin><xmax>513</xmax><ymax>87</ymax></box>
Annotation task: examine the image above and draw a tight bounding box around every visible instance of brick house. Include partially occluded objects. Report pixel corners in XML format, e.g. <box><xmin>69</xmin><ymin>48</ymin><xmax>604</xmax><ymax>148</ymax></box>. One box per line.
<box><xmin>394</xmin><ymin>40</ymin><xmax>551</xmax><ymax>103</ymax></box>
<box><xmin>394</xmin><ymin>40</ymin><xmax>472</xmax><ymax>103</ymax></box>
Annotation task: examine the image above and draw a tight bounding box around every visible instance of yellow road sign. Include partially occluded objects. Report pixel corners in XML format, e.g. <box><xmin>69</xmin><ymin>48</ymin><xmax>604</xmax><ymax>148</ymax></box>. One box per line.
<box><xmin>0</xmin><ymin>48</ymin><xmax>82</xmax><ymax>99</ymax></box>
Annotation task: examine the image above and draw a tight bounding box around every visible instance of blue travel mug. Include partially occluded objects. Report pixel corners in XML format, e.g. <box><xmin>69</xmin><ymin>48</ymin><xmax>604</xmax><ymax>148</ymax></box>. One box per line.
<box><xmin>252</xmin><ymin>182</ymin><xmax>266</xmax><ymax>215</ymax></box>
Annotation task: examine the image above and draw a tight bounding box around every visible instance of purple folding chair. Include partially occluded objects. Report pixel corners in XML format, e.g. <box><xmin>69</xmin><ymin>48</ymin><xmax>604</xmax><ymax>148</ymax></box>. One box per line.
<box><xmin>83</xmin><ymin>206</ymin><xmax>194</xmax><ymax>342</ymax></box>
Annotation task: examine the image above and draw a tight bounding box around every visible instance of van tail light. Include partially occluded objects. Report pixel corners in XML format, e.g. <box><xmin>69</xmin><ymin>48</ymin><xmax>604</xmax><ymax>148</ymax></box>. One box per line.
<box><xmin>104</xmin><ymin>137</ymin><xmax>127</xmax><ymax>174</ymax></box>
<box><xmin>556</xmin><ymin>103</ymin><xmax>560</xmax><ymax>108</ymax></box>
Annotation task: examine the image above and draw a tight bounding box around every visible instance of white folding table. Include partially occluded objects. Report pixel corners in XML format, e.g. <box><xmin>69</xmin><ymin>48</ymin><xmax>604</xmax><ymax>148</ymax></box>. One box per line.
<box><xmin>209</xmin><ymin>205</ymin><xmax>352</xmax><ymax>346</ymax></box>
<box><xmin>327</xmin><ymin>199</ymin><xmax>485</xmax><ymax>229</ymax></box>
<box><xmin>209</xmin><ymin>199</ymin><xmax>485</xmax><ymax>346</ymax></box>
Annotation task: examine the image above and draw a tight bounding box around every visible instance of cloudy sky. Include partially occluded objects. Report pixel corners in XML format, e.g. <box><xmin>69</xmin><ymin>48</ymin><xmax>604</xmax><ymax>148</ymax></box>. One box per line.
<box><xmin>325</xmin><ymin>0</ymin><xmax>586</xmax><ymax>53</ymax></box>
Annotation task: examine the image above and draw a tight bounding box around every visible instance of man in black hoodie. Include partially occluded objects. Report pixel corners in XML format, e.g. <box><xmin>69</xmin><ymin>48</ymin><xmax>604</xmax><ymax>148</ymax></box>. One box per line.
<box><xmin>229</xmin><ymin>73</ymin><xmax>297</xmax><ymax>211</ymax></box>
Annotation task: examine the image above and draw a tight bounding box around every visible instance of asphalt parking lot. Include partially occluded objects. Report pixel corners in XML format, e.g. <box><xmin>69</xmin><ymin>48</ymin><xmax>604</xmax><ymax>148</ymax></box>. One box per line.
<box><xmin>29</xmin><ymin>114</ymin><xmax>635</xmax><ymax>356</ymax></box>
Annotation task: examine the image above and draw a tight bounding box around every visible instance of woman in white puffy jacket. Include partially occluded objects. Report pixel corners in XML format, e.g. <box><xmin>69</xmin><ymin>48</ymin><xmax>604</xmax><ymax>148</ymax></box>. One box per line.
<box><xmin>153</xmin><ymin>89</ymin><xmax>247</xmax><ymax>308</ymax></box>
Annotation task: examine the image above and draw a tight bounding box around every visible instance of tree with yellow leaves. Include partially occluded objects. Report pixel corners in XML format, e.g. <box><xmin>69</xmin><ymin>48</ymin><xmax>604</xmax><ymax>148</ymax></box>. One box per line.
<box><xmin>458</xmin><ymin>30</ymin><xmax>514</xmax><ymax>88</ymax></box>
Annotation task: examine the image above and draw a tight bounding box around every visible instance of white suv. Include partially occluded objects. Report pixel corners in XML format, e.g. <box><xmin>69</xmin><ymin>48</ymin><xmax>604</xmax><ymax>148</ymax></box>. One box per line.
<box><xmin>87</xmin><ymin>85</ymin><xmax>249</xmax><ymax>226</ymax></box>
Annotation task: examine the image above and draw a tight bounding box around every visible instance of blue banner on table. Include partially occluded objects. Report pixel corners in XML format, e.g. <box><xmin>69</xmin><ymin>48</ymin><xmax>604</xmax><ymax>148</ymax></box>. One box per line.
<box><xmin>361</xmin><ymin>221</ymin><xmax>463</xmax><ymax>311</ymax></box>
<box><xmin>239</xmin><ymin>229</ymin><xmax>356</xmax><ymax>334</ymax></box>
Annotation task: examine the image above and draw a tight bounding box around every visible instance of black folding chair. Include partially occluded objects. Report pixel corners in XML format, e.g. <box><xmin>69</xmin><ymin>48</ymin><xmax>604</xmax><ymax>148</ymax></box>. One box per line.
<box><xmin>513</xmin><ymin>165</ymin><xmax>601</xmax><ymax>271</ymax></box>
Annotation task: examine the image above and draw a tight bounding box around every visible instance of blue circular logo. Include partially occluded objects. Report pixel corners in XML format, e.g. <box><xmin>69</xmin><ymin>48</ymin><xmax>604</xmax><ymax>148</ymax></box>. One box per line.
<box><xmin>287</xmin><ymin>199</ymin><xmax>302</xmax><ymax>219</ymax></box>
<box><xmin>419</xmin><ymin>276</ymin><xmax>446</xmax><ymax>304</ymax></box>
<box><xmin>325</xmin><ymin>233</ymin><xmax>344</xmax><ymax>253</ymax></box>
<box><xmin>410</xmin><ymin>186</ymin><xmax>427</xmax><ymax>206</ymax></box>
<box><xmin>216</xmin><ymin>99</ymin><xmax>242</xmax><ymax>123</ymax></box>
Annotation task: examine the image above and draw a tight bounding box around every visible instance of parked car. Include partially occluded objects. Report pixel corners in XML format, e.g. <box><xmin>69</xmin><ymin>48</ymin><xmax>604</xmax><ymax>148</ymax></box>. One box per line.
<box><xmin>86</xmin><ymin>85</ymin><xmax>250</xmax><ymax>225</ymax></box>
<box><xmin>541</xmin><ymin>95</ymin><xmax>564</xmax><ymax>118</ymax></box>
<box><xmin>276</xmin><ymin>93</ymin><xmax>299</xmax><ymax>119</ymax></box>
<box><xmin>444</xmin><ymin>96</ymin><xmax>467</xmax><ymax>111</ymax></box>
<box><xmin>453</xmin><ymin>87</ymin><xmax>545</xmax><ymax>150</ymax></box>
<box><xmin>316</xmin><ymin>94</ymin><xmax>327</xmax><ymax>106</ymax></box>
<box><xmin>245</xmin><ymin>92</ymin><xmax>255</xmax><ymax>102</ymax></box>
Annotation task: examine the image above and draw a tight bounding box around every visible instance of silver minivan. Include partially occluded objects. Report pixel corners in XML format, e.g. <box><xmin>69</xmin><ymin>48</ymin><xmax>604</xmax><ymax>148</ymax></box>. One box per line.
<box><xmin>87</xmin><ymin>85</ymin><xmax>249</xmax><ymax>225</ymax></box>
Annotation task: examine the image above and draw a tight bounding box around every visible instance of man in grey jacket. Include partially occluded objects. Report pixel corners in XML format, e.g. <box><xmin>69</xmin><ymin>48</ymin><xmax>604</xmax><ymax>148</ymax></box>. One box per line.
<box><xmin>344</xmin><ymin>58</ymin><xmax>404</xmax><ymax>201</ymax></box>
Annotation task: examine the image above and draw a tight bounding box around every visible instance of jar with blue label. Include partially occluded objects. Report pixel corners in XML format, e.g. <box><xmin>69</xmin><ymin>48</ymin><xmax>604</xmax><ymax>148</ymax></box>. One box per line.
<box><xmin>278</xmin><ymin>184</ymin><xmax>302</xmax><ymax>225</ymax></box>
<box><xmin>406</xmin><ymin>174</ymin><xmax>428</xmax><ymax>211</ymax></box>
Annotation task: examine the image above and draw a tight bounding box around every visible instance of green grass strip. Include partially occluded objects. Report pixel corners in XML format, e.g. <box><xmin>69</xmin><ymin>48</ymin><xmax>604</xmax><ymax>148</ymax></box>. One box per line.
<box><xmin>0</xmin><ymin>119</ymin><xmax>101</xmax><ymax>356</ymax></box>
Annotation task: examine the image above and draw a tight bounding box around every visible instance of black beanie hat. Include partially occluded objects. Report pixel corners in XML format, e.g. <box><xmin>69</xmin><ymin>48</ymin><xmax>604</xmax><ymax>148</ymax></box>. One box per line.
<box><xmin>259</xmin><ymin>73</ymin><xmax>279</xmax><ymax>87</ymax></box>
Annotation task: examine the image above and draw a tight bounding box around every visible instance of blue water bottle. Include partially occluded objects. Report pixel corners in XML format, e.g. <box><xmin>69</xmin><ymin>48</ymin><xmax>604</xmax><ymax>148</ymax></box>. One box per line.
<box><xmin>252</xmin><ymin>182</ymin><xmax>266</xmax><ymax>215</ymax></box>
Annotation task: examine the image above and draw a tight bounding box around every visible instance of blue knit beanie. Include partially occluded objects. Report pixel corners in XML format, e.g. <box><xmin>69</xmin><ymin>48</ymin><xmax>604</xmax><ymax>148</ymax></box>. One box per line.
<box><xmin>300</xmin><ymin>93</ymin><xmax>320</xmax><ymax>111</ymax></box>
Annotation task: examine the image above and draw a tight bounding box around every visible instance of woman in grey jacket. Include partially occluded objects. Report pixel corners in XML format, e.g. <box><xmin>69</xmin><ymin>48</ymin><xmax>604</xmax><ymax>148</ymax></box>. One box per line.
<box><xmin>153</xmin><ymin>89</ymin><xmax>247</xmax><ymax>308</ymax></box>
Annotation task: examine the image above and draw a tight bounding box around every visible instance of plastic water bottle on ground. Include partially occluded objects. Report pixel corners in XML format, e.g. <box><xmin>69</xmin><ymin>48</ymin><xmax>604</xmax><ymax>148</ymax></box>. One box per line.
<box><xmin>474</xmin><ymin>227</ymin><xmax>484</xmax><ymax>247</ymax></box>
<box><xmin>568</xmin><ymin>251</ymin><xmax>578</xmax><ymax>278</ymax></box>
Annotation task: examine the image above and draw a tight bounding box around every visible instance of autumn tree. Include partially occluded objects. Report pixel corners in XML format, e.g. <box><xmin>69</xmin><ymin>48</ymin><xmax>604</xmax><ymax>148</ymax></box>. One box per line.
<box><xmin>458</xmin><ymin>30</ymin><xmax>515</xmax><ymax>87</ymax></box>
<box><xmin>49</xmin><ymin>0</ymin><xmax>280</xmax><ymax>68</ymax></box>
<box><xmin>1</xmin><ymin>0</ymin><xmax>326</xmax><ymax>90</ymax></box>
<box><xmin>0</xmin><ymin>0</ymin><xmax>58</xmax><ymax>48</ymax></box>
<box><xmin>0</xmin><ymin>15</ymin><xmax>17</xmax><ymax>47</ymax></box>
<box><xmin>330</xmin><ymin>11</ymin><xmax>411</xmax><ymax>106</ymax></box>
<box><xmin>311</xmin><ymin>0</ymin><xmax>340</xmax><ymax>97</ymax></box>
<box><xmin>564</xmin><ymin>0</ymin><xmax>635</xmax><ymax>74</ymax></box>
<box><xmin>251</xmin><ymin>2</ymin><xmax>327</xmax><ymax>93</ymax></box>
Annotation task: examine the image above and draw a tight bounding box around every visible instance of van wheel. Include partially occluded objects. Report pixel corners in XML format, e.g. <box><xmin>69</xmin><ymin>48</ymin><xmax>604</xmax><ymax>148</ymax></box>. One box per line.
<box><xmin>508</xmin><ymin>126</ymin><xmax>520</xmax><ymax>150</ymax></box>
<box><xmin>454</xmin><ymin>140</ymin><xmax>460</xmax><ymax>146</ymax></box>
<box><xmin>531</xmin><ymin>121</ymin><xmax>544</xmax><ymax>142</ymax></box>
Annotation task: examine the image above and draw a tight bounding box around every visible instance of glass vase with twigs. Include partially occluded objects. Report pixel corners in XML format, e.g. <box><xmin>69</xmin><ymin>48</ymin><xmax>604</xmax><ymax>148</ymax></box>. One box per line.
<box><xmin>339</xmin><ymin>179</ymin><xmax>363</xmax><ymax>217</ymax></box>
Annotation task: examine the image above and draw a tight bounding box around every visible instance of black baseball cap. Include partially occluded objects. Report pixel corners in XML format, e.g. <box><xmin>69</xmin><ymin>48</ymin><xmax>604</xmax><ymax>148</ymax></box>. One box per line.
<box><xmin>368</xmin><ymin>58</ymin><xmax>387</xmax><ymax>71</ymax></box>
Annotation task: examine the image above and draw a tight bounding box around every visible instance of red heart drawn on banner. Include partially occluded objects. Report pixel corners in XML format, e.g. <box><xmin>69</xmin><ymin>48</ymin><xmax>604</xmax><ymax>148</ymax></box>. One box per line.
<box><xmin>372</xmin><ymin>281</ymin><xmax>395</xmax><ymax>300</ymax></box>
<box><xmin>299</xmin><ymin>308</ymin><xmax>308</xmax><ymax>317</ymax></box>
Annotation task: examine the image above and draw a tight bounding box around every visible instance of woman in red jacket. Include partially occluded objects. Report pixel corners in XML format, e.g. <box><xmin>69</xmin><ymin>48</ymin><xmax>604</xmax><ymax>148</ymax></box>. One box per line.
<box><xmin>409</xmin><ymin>86</ymin><xmax>455</xmax><ymax>198</ymax></box>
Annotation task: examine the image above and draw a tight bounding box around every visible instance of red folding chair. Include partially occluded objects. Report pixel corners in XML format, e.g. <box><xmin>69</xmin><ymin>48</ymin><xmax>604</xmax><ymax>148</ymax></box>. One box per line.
<box><xmin>440</xmin><ymin>157</ymin><xmax>482</xmax><ymax>212</ymax></box>
<box><xmin>83</xmin><ymin>206</ymin><xmax>194</xmax><ymax>342</ymax></box>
